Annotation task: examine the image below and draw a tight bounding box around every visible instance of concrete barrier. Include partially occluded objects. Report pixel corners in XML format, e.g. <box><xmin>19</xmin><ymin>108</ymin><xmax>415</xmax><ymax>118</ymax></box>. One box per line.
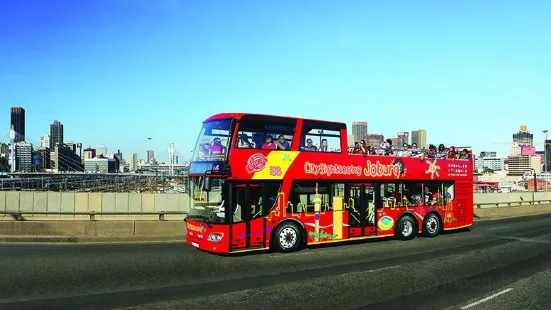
<box><xmin>474</xmin><ymin>192</ymin><xmax>551</xmax><ymax>207</ymax></box>
<box><xmin>0</xmin><ymin>220</ymin><xmax>187</xmax><ymax>243</ymax></box>
<box><xmin>474</xmin><ymin>204</ymin><xmax>551</xmax><ymax>220</ymax></box>
<box><xmin>0</xmin><ymin>191</ymin><xmax>190</xmax><ymax>220</ymax></box>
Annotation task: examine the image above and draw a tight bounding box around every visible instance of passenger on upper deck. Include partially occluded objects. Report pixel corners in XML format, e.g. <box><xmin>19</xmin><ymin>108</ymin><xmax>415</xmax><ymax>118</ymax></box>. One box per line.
<box><xmin>320</xmin><ymin>139</ymin><xmax>328</xmax><ymax>152</ymax></box>
<box><xmin>261</xmin><ymin>135</ymin><xmax>277</xmax><ymax>150</ymax></box>
<box><xmin>301</xmin><ymin>138</ymin><xmax>318</xmax><ymax>151</ymax></box>
<box><xmin>274</xmin><ymin>134</ymin><xmax>290</xmax><ymax>150</ymax></box>
<box><xmin>237</xmin><ymin>134</ymin><xmax>254</xmax><ymax>148</ymax></box>
<box><xmin>209</xmin><ymin>137</ymin><xmax>226</xmax><ymax>155</ymax></box>
<box><xmin>348</xmin><ymin>139</ymin><xmax>472</xmax><ymax>161</ymax></box>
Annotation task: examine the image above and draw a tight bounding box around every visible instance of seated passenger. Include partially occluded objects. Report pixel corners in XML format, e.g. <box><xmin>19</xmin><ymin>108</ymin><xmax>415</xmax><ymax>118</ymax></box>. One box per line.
<box><xmin>261</xmin><ymin>135</ymin><xmax>277</xmax><ymax>150</ymax></box>
<box><xmin>458</xmin><ymin>149</ymin><xmax>471</xmax><ymax>159</ymax></box>
<box><xmin>399</xmin><ymin>143</ymin><xmax>411</xmax><ymax>157</ymax></box>
<box><xmin>447</xmin><ymin>146</ymin><xmax>457</xmax><ymax>159</ymax></box>
<box><xmin>352</xmin><ymin>142</ymin><xmax>362</xmax><ymax>154</ymax></box>
<box><xmin>209</xmin><ymin>138</ymin><xmax>226</xmax><ymax>155</ymax></box>
<box><xmin>274</xmin><ymin>134</ymin><xmax>290</xmax><ymax>150</ymax></box>
<box><xmin>427</xmin><ymin>144</ymin><xmax>437</xmax><ymax>158</ymax></box>
<box><xmin>237</xmin><ymin>134</ymin><xmax>253</xmax><ymax>148</ymax></box>
<box><xmin>423</xmin><ymin>187</ymin><xmax>433</xmax><ymax>205</ymax></box>
<box><xmin>301</xmin><ymin>139</ymin><xmax>318</xmax><ymax>151</ymax></box>
<box><xmin>437</xmin><ymin>144</ymin><xmax>447</xmax><ymax>159</ymax></box>
<box><xmin>380</xmin><ymin>139</ymin><xmax>394</xmax><ymax>156</ymax></box>
<box><xmin>410</xmin><ymin>143</ymin><xmax>420</xmax><ymax>157</ymax></box>
<box><xmin>359</xmin><ymin>140</ymin><xmax>369</xmax><ymax>154</ymax></box>
<box><xmin>319</xmin><ymin>139</ymin><xmax>328</xmax><ymax>152</ymax></box>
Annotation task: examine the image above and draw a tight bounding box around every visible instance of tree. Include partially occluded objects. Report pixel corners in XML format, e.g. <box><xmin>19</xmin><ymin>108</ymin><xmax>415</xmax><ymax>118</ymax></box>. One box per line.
<box><xmin>0</xmin><ymin>157</ymin><xmax>10</xmax><ymax>172</ymax></box>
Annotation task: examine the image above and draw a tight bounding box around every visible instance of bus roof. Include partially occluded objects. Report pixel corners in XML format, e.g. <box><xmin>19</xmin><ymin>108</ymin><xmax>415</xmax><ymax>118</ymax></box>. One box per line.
<box><xmin>204</xmin><ymin>113</ymin><xmax>347</xmax><ymax>127</ymax></box>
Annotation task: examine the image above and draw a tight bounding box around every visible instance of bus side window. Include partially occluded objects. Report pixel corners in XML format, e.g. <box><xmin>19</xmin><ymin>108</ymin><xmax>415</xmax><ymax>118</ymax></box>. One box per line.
<box><xmin>236</xmin><ymin>115</ymin><xmax>296</xmax><ymax>151</ymax></box>
<box><xmin>300</xmin><ymin>121</ymin><xmax>344</xmax><ymax>153</ymax></box>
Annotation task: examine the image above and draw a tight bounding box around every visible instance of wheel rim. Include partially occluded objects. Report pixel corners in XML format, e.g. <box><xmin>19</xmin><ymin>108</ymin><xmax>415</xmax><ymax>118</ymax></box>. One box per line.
<box><xmin>401</xmin><ymin>220</ymin><xmax>413</xmax><ymax>237</ymax></box>
<box><xmin>426</xmin><ymin>217</ymin><xmax>438</xmax><ymax>234</ymax></box>
<box><xmin>279</xmin><ymin>227</ymin><xmax>297</xmax><ymax>249</ymax></box>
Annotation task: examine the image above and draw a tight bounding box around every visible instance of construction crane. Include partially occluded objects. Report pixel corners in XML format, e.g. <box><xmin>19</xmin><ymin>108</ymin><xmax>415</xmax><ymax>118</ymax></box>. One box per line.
<box><xmin>490</xmin><ymin>142</ymin><xmax>543</xmax><ymax>145</ymax></box>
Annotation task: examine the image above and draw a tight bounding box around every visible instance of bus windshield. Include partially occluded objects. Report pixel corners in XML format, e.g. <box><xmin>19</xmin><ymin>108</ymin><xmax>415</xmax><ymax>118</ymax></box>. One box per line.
<box><xmin>192</xmin><ymin>119</ymin><xmax>233</xmax><ymax>162</ymax></box>
<box><xmin>188</xmin><ymin>176</ymin><xmax>227</xmax><ymax>224</ymax></box>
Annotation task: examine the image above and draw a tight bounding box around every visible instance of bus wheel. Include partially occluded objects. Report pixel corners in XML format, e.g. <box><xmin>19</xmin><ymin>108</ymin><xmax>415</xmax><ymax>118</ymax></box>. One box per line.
<box><xmin>423</xmin><ymin>213</ymin><xmax>441</xmax><ymax>237</ymax></box>
<box><xmin>396</xmin><ymin>216</ymin><xmax>416</xmax><ymax>241</ymax></box>
<box><xmin>273</xmin><ymin>222</ymin><xmax>301</xmax><ymax>253</ymax></box>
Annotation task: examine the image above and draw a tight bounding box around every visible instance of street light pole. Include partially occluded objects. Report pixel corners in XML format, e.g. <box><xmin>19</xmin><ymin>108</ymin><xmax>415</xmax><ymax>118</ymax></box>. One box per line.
<box><xmin>543</xmin><ymin>130</ymin><xmax>548</xmax><ymax>192</ymax></box>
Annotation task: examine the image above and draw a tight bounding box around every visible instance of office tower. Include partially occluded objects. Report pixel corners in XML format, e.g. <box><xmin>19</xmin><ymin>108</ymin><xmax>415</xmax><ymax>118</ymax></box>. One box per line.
<box><xmin>10</xmin><ymin>107</ymin><xmax>25</xmax><ymax>142</ymax></box>
<box><xmin>49</xmin><ymin>120</ymin><xmax>64</xmax><ymax>150</ymax></box>
<box><xmin>411</xmin><ymin>130</ymin><xmax>427</xmax><ymax>147</ymax></box>
<box><xmin>352</xmin><ymin>122</ymin><xmax>368</xmax><ymax>143</ymax></box>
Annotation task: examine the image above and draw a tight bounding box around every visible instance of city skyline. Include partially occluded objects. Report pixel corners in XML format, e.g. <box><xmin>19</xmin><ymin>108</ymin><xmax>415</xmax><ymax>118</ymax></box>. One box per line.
<box><xmin>3</xmin><ymin>106</ymin><xmax>548</xmax><ymax>162</ymax></box>
<box><xmin>1</xmin><ymin>1</ymin><xmax>550</xmax><ymax>158</ymax></box>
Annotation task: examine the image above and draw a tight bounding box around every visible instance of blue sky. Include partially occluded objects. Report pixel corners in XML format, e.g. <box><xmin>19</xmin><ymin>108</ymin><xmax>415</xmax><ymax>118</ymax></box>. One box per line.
<box><xmin>1</xmin><ymin>0</ymin><xmax>550</xmax><ymax>161</ymax></box>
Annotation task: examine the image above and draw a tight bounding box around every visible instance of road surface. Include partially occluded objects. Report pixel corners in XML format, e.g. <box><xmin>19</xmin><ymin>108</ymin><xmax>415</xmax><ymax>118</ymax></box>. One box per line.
<box><xmin>1</xmin><ymin>214</ymin><xmax>551</xmax><ymax>309</ymax></box>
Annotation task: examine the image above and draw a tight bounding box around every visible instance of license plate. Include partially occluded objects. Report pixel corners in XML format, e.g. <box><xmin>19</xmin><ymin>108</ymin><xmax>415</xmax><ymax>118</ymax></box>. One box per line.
<box><xmin>191</xmin><ymin>242</ymin><xmax>199</xmax><ymax>248</ymax></box>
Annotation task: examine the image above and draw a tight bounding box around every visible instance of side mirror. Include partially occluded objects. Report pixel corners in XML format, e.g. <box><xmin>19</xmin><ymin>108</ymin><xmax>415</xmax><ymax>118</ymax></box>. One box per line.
<box><xmin>202</xmin><ymin>175</ymin><xmax>211</xmax><ymax>191</ymax></box>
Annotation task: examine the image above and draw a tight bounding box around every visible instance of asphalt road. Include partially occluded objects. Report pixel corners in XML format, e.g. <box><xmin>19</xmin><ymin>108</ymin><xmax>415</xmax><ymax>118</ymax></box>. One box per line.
<box><xmin>1</xmin><ymin>214</ymin><xmax>551</xmax><ymax>310</ymax></box>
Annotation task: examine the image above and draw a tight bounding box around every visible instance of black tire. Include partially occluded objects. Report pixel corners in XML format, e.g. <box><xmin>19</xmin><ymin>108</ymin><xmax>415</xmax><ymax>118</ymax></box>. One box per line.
<box><xmin>272</xmin><ymin>222</ymin><xmax>302</xmax><ymax>253</ymax></box>
<box><xmin>395</xmin><ymin>216</ymin><xmax>417</xmax><ymax>241</ymax></box>
<box><xmin>423</xmin><ymin>213</ymin><xmax>441</xmax><ymax>237</ymax></box>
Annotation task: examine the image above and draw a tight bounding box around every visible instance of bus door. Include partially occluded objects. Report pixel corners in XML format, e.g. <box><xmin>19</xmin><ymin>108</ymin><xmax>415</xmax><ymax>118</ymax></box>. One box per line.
<box><xmin>348</xmin><ymin>183</ymin><xmax>377</xmax><ymax>238</ymax></box>
<box><xmin>230</xmin><ymin>182</ymin><xmax>279</xmax><ymax>251</ymax></box>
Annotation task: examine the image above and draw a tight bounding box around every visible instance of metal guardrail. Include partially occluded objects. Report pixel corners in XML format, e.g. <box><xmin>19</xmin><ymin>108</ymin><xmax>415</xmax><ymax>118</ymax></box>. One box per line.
<box><xmin>474</xmin><ymin>200</ymin><xmax>551</xmax><ymax>209</ymax></box>
<box><xmin>0</xmin><ymin>211</ymin><xmax>188</xmax><ymax>221</ymax></box>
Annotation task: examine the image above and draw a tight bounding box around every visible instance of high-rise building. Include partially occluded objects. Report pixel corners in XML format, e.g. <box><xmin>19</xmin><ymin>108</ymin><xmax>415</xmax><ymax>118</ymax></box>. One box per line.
<box><xmin>351</xmin><ymin>122</ymin><xmax>368</xmax><ymax>144</ymax></box>
<box><xmin>347</xmin><ymin>134</ymin><xmax>354</xmax><ymax>147</ymax></box>
<box><xmin>146</xmin><ymin>150</ymin><xmax>155</xmax><ymax>163</ymax></box>
<box><xmin>389</xmin><ymin>138</ymin><xmax>400</xmax><ymax>147</ymax></box>
<box><xmin>365</xmin><ymin>134</ymin><xmax>384</xmax><ymax>147</ymax></box>
<box><xmin>49</xmin><ymin>120</ymin><xmax>64</xmax><ymax>150</ymax></box>
<box><xmin>128</xmin><ymin>153</ymin><xmax>138</xmax><ymax>171</ymax></box>
<box><xmin>475</xmin><ymin>152</ymin><xmax>504</xmax><ymax>172</ymax></box>
<box><xmin>96</xmin><ymin>145</ymin><xmax>107</xmax><ymax>157</ymax></box>
<box><xmin>411</xmin><ymin>130</ymin><xmax>427</xmax><ymax>147</ymax></box>
<box><xmin>397</xmin><ymin>132</ymin><xmax>409</xmax><ymax>146</ymax></box>
<box><xmin>10</xmin><ymin>107</ymin><xmax>25</xmax><ymax>142</ymax></box>
<box><xmin>83</xmin><ymin>147</ymin><xmax>96</xmax><ymax>161</ymax></box>
<box><xmin>54</xmin><ymin>144</ymin><xmax>83</xmax><ymax>172</ymax></box>
<box><xmin>40</xmin><ymin>135</ymin><xmax>50</xmax><ymax>148</ymax></box>
<box><xmin>509</xmin><ymin>142</ymin><xmax>521</xmax><ymax>156</ymax></box>
<box><xmin>545</xmin><ymin>140</ymin><xmax>551</xmax><ymax>172</ymax></box>
<box><xmin>506</xmin><ymin>154</ymin><xmax>541</xmax><ymax>175</ymax></box>
<box><xmin>15</xmin><ymin>142</ymin><xmax>33</xmax><ymax>172</ymax></box>
<box><xmin>36</xmin><ymin>147</ymin><xmax>51</xmax><ymax>170</ymax></box>
<box><xmin>513</xmin><ymin>125</ymin><xmax>533</xmax><ymax>146</ymax></box>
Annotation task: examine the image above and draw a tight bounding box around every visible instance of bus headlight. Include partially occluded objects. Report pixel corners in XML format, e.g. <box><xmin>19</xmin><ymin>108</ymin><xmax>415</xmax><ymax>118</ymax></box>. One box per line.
<box><xmin>207</xmin><ymin>232</ymin><xmax>224</xmax><ymax>242</ymax></box>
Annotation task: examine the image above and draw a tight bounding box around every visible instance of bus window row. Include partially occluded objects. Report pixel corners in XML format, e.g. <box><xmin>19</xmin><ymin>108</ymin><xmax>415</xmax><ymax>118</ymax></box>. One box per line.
<box><xmin>286</xmin><ymin>180</ymin><xmax>455</xmax><ymax>214</ymax></box>
<box><xmin>351</xmin><ymin>140</ymin><xmax>472</xmax><ymax>160</ymax></box>
<box><xmin>211</xmin><ymin>180</ymin><xmax>456</xmax><ymax>224</ymax></box>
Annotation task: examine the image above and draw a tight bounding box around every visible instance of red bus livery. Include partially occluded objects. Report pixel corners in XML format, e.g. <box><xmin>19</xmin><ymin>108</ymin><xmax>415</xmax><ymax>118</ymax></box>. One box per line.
<box><xmin>185</xmin><ymin>113</ymin><xmax>473</xmax><ymax>254</ymax></box>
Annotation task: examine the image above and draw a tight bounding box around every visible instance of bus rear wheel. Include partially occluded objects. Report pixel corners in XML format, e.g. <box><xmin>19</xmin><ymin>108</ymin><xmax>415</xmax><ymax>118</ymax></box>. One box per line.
<box><xmin>396</xmin><ymin>216</ymin><xmax>416</xmax><ymax>241</ymax></box>
<box><xmin>423</xmin><ymin>213</ymin><xmax>441</xmax><ymax>237</ymax></box>
<box><xmin>273</xmin><ymin>222</ymin><xmax>302</xmax><ymax>253</ymax></box>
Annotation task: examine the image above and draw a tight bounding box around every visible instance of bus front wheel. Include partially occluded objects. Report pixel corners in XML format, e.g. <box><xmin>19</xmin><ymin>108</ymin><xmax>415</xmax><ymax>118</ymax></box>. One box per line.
<box><xmin>273</xmin><ymin>222</ymin><xmax>302</xmax><ymax>253</ymax></box>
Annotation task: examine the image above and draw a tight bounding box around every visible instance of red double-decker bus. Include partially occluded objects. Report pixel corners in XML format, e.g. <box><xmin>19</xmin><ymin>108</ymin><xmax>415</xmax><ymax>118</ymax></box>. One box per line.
<box><xmin>185</xmin><ymin>113</ymin><xmax>473</xmax><ymax>254</ymax></box>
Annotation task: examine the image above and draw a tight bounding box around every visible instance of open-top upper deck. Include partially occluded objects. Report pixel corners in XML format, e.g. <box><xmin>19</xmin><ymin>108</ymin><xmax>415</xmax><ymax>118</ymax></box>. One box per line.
<box><xmin>191</xmin><ymin>113</ymin><xmax>473</xmax><ymax>181</ymax></box>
